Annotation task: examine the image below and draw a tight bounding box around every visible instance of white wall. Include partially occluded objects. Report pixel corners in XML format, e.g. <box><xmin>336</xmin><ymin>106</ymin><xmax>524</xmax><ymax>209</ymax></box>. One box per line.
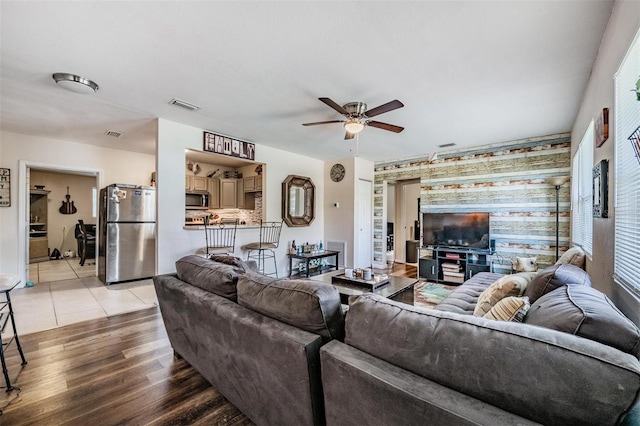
<box><xmin>0</xmin><ymin>131</ymin><xmax>155</xmax><ymax>282</ymax></box>
<box><xmin>324</xmin><ymin>156</ymin><xmax>374</xmax><ymax>268</ymax></box>
<box><xmin>571</xmin><ymin>1</ymin><xmax>640</xmax><ymax>322</ymax></box>
<box><xmin>156</xmin><ymin>119</ymin><xmax>325</xmax><ymax>277</ymax></box>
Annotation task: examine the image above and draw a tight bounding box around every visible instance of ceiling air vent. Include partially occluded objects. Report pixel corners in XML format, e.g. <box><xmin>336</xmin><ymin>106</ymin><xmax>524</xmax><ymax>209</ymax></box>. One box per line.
<box><xmin>169</xmin><ymin>98</ymin><xmax>200</xmax><ymax>111</ymax></box>
<box><xmin>104</xmin><ymin>130</ymin><xmax>122</xmax><ymax>138</ymax></box>
<box><xmin>438</xmin><ymin>143</ymin><xmax>456</xmax><ymax>148</ymax></box>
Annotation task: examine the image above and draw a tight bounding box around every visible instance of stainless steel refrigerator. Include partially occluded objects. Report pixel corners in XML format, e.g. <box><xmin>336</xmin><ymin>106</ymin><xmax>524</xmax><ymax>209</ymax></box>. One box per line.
<box><xmin>98</xmin><ymin>184</ymin><xmax>156</xmax><ymax>285</ymax></box>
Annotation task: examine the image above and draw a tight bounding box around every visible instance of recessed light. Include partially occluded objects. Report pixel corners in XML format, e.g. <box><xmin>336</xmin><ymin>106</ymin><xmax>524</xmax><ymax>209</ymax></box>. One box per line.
<box><xmin>52</xmin><ymin>73</ymin><xmax>99</xmax><ymax>94</ymax></box>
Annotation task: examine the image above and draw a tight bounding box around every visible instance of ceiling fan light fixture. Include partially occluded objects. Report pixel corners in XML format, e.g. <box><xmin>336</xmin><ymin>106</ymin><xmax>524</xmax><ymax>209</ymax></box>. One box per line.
<box><xmin>52</xmin><ymin>73</ymin><xmax>99</xmax><ymax>94</ymax></box>
<box><xmin>344</xmin><ymin>120</ymin><xmax>365</xmax><ymax>134</ymax></box>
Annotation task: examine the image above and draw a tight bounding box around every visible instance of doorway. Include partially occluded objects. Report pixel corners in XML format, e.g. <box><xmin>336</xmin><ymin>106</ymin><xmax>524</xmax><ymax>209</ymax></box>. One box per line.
<box><xmin>393</xmin><ymin>179</ymin><xmax>421</xmax><ymax>264</ymax></box>
<box><xmin>355</xmin><ymin>178</ymin><xmax>373</xmax><ymax>268</ymax></box>
<box><xmin>18</xmin><ymin>160</ymin><xmax>102</xmax><ymax>287</ymax></box>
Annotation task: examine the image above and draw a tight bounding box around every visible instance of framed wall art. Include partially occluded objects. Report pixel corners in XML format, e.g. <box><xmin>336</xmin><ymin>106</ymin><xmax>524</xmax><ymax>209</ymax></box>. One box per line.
<box><xmin>592</xmin><ymin>159</ymin><xmax>608</xmax><ymax>218</ymax></box>
<box><xmin>0</xmin><ymin>168</ymin><xmax>10</xmax><ymax>207</ymax></box>
<box><xmin>595</xmin><ymin>108</ymin><xmax>609</xmax><ymax>148</ymax></box>
<box><xmin>203</xmin><ymin>131</ymin><xmax>255</xmax><ymax>160</ymax></box>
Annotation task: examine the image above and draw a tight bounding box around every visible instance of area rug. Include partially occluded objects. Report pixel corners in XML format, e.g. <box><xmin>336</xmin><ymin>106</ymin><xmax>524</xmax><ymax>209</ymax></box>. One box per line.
<box><xmin>414</xmin><ymin>281</ymin><xmax>457</xmax><ymax>309</ymax></box>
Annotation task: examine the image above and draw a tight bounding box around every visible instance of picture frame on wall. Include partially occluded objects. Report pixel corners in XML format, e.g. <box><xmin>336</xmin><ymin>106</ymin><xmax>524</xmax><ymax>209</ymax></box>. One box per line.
<box><xmin>593</xmin><ymin>159</ymin><xmax>608</xmax><ymax>218</ymax></box>
<box><xmin>0</xmin><ymin>168</ymin><xmax>10</xmax><ymax>207</ymax></box>
<box><xmin>595</xmin><ymin>108</ymin><xmax>609</xmax><ymax>147</ymax></box>
<box><xmin>203</xmin><ymin>131</ymin><xmax>255</xmax><ymax>160</ymax></box>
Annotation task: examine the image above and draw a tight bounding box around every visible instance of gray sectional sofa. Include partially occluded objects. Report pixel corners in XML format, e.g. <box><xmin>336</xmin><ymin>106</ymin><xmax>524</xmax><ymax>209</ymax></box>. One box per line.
<box><xmin>153</xmin><ymin>255</ymin><xmax>344</xmax><ymax>426</ymax></box>
<box><xmin>154</xmin><ymin>255</ymin><xmax>640</xmax><ymax>425</ymax></box>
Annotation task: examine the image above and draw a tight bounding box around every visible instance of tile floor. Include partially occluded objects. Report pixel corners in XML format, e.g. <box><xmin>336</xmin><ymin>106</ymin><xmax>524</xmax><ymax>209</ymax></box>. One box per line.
<box><xmin>4</xmin><ymin>258</ymin><xmax>157</xmax><ymax>338</ymax></box>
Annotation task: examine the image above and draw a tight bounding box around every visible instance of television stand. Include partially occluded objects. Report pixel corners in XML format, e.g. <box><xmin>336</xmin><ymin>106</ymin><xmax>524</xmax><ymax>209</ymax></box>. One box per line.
<box><xmin>419</xmin><ymin>246</ymin><xmax>491</xmax><ymax>284</ymax></box>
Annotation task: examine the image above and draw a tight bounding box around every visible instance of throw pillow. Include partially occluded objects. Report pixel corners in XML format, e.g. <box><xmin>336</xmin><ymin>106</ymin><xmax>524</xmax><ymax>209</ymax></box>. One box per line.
<box><xmin>484</xmin><ymin>296</ymin><xmax>530</xmax><ymax>322</ymax></box>
<box><xmin>555</xmin><ymin>246</ymin><xmax>586</xmax><ymax>270</ymax></box>
<box><xmin>525</xmin><ymin>285</ymin><xmax>640</xmax><ymax>357</ymax></box>
<box><xmin>207</xmin><ymin>254</ymin><xmax>248</xmax><ymax>270</ymax></box>
<box><xmin>523</xmin><ymin>263</ymin><xmax>592</xmax><ymax>304</ymax></box>
<box><xmin>175</xmin><ymin>255</ymin><xmax>245</xmax><ymax>301</ymax></box>
<box><xmin>513</xmin><ymin>256</ymin><xmax>538</xmax><ymax>272</ymax></box>
<box><xmin>473</xmin><ymin>273</ymin><xmax>534</xmax><ymax>317</ymax></box>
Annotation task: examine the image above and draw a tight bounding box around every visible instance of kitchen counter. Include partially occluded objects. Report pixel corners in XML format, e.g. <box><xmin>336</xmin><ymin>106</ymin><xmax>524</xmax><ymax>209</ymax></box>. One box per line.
<box><xmin>183</xmin><ymin>224</ymin><xmax>262</xmax><ymax>230</ymax></box>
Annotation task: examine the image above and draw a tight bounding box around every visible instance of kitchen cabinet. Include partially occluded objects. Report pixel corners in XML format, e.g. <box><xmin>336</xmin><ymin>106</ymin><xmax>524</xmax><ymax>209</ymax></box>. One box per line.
<box><xmin>219</xmin><ymin>179</ymin><xmax>237</xmax><ymax>209</ymax></box>
<box><xmin>244</xmin><ymin>175</ymin><xmax>263</xmax><ymax>192</ymax></box>
<box><xmin>29</xmin><ymin>189</ymin><xmax>50</xmax><ymax>262</ymax></box>
<box><xmin>236</xmin><ymin>179</ymin><xmax>245</xmax><ymax>209</ymax></box>
<box><xmin>208</xmin><ymin>178</ymin><xmax>220</xmax><ymax>209</ymax></box>
<box><xmin>185</xmin><ymin>175</ymin><xmax>208</xmax><ymax>191</ymax></box>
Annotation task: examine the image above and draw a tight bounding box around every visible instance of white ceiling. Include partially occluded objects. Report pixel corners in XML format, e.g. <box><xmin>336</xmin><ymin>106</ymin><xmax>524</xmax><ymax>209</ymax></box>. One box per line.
<box><xmin>0</xmin><ymin>1</ymin><xmax>614</xmax><ymax>162</ymax></box>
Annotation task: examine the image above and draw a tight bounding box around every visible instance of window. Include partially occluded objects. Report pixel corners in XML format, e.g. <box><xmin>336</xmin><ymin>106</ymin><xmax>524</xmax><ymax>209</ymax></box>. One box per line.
<box><xmin>614</xmin><ymin>29</ymin><xmax>640</xmax><ymax>296</ymax></box>
<box><xmin>571</xmin><ymin>122</ymin><xmax>594</xmax><ymax>255</ymax></box>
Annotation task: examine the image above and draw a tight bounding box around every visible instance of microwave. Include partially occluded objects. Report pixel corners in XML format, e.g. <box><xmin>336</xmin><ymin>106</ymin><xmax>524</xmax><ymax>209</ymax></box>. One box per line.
<box><xmin>186</xmin><ymin>191</ymin><xmax>210</xmax><ymax>209</ymax></box>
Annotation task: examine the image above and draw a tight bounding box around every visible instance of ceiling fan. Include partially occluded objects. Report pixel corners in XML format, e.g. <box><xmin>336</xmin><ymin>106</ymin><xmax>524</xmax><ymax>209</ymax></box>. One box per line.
<box><xmin>302</xmin><ymin>97</ymin><xmax>404</xmax><ymax>140</ymax></box>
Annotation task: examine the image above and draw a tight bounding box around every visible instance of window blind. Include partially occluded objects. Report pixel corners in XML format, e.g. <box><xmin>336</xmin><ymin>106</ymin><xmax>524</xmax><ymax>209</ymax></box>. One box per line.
<box><xmin>571</xmin><ymin>123</ymin><xmax>593</xmax><ymax>255</ymax></box>
<box><xmin>614</xmin><ymin>28</ymin><xmax>640</xmax><ymax>296</ymax></box>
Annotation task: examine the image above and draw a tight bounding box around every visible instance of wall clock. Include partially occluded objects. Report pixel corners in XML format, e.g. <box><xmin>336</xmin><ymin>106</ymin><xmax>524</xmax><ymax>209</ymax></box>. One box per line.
<box><xmin>330</xmin><ymin>163</ymin><xmax>345</xmax><ymax>182</ymax></box>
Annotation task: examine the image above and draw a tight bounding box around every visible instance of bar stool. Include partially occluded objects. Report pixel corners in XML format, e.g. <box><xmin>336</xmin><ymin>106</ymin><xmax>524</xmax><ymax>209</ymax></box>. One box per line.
<box><xmin>243</xmin><ymin>221</ymin><xmax>283</xmax><ymax>276</ymax></box>
<box><xmin>0</xmin><ymin>275</ymin><xmax>27</xmax><ymax>392</ymax></box>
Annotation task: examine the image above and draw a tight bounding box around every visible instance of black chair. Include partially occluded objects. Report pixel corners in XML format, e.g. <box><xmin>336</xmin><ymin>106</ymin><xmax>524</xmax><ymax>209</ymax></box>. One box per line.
<box><xmin>203</xmin><ymin>217</ymin><xmax>238</xmax><ymax>257</ymax></box>
<box><xmin>75</xmin><ymin>222</ymin><xmax>96</xmax><ymax>260</ymax></box>
<box><xmin>244</xmin><ymin>220</ymin><xmax>283</xmax><ymax>276</ymax></box>
<box><xmin>77</xmin><ymin>220</ymin><xmax>96</xmax><ymax>266</ymax></box>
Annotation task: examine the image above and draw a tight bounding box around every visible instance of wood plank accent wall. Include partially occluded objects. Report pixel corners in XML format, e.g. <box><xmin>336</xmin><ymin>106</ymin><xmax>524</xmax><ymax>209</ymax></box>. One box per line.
<box><xmin>373</xmin><ymin>133</ymin><xmax>571</xmax><ymax>271</ymax></box>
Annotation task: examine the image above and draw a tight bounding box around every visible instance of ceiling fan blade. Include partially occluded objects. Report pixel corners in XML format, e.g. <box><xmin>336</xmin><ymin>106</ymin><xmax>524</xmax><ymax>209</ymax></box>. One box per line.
<box><xmin>368</xmin><ymin>120</ymin><xmax>404</xmax><ymax>133</ymax></box>
<box><xmin>365</xmin><ymin>100</ymin><xmax>404</xmax><ymax>118</ymax></box>
<box><xmin>344</xmin><ymin>131</ymin><xmax>355</xmax><ymax>140</ymax></box>
<box><xmin>319</xmin><ymin>97</ymin><xmax>349</xmax><ymax>115</ymax></box>
<box><xmin>302</xmin><ymin>120</ymin><xmax>344</xmax><ymax>126</ymax></box>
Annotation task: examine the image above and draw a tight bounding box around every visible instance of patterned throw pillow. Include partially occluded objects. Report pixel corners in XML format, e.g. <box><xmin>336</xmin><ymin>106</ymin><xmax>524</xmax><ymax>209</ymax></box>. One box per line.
<box><xmin>513</xmin><ymin>256</ymin><xmax>538</xmax><ymax>272</ymax></box>
<box><xmin>484</xmin><ymin>296</ymin><xmax>530</xmax><ymax>322</ymax></box>
<box><xmin>473</xmin><ymin>273</ymin><xmax>535</xmax><ymax>317</ymax></box>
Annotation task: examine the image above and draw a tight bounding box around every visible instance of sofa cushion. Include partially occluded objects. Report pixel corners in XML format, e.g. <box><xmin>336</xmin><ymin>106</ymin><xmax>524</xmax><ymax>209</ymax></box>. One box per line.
<box><xmin>175</xmin><ymin>255</ymin><xmax>244</xmax><ymax>301</ymax></box>
<box><xmin>523</xmin><ymin>263</ymin><xmax>591</xmax><ymax>304</ymax></box>
<box><xmin>435</xmin><ymin>272</ymin><xmax>504</xmax><ymax>315</ymax></box>
<box><xmin>525</xmin><ymin>285</ymin><xmax>640</xmax><ymax>358</ymax></box>
<box><xmin>237</xmin><ymin>272</ymin><xmax>345</xmax><ymax>342</ymax></box>
<box><xmin>484</xmin><ymin>296</ymin><xmax>530</xmax><ymax>322</ymax></box>
<box><xmin>345</xmin><ymin>293</ymin><xmax>640</xmax><ymax>425</ymax></box>
<box><xmin>473</xmin><ymin>273</ymin><xmax>534</xmax><ymax>317</ymax></box>
<box><xmin>555</xmin><ymin>246</ymin><xmax>586</xmax><ymax>270</ymax></box>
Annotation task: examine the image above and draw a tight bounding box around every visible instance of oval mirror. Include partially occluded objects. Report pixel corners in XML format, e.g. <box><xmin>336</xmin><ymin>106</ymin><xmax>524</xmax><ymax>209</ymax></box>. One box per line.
<box><xmin>282</xmin><ymin>175</ymin><xmax>315</xmax><ymax>227</ymax></box>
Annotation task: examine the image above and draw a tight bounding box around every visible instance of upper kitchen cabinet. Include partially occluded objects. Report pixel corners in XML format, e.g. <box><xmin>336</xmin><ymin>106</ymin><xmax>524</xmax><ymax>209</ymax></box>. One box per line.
<box><xmin>244</xmin><ymin>175</ymin><xmax>263</xmax><ymax>193</ymax></box>
<box><xmin>219</xmin><ymin>178</ymin><xmax>237</xmax><ymax>209</ymax></box>
<box><xmin>186</xmin><ymin>175</ymin><xmax>208</xmax><ymax>192</ymax></box>
<box><xmin>208</xmin><ymin>178</ymin><xmax>220</xmax><ymax>209</ymax></box>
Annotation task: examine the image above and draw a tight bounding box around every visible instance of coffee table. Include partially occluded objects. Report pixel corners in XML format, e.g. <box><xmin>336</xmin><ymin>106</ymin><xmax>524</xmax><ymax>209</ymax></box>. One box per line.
<box><xmin>310</xmin><ymin>270</ymin><xmax>417</xmax><ymax>305</ymax></box>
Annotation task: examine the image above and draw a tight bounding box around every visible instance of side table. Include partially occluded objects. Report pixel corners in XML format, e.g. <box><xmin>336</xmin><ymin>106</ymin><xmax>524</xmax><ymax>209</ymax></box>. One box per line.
<box><xmin>0</xmin><ymin>275</ymin><xmax>27</xmax><ymax>392</ymax></box>
<box><xmin>288</xmin><ymin>250</ymin><xmax>340</xmax><ymax>277</ymax></box>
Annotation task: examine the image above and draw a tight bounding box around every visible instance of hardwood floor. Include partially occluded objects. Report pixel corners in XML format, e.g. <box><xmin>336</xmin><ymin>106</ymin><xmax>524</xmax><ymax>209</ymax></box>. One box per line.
<box><xmin>0</xmin><ymin>263</ymin><xmax>417</xmax><ymax>425</ymax></box>
<box><xmin>0</xmin><ymin>307</ymin><xmax>252</xmax><ymax>425</ymax></box>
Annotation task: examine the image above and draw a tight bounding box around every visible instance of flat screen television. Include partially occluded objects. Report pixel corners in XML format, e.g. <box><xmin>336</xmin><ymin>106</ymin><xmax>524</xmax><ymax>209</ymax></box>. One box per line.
<box><xmin>422</xmin><ymin>212</ymin><xmax>490</xmax><ymax>249</ymax></box>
